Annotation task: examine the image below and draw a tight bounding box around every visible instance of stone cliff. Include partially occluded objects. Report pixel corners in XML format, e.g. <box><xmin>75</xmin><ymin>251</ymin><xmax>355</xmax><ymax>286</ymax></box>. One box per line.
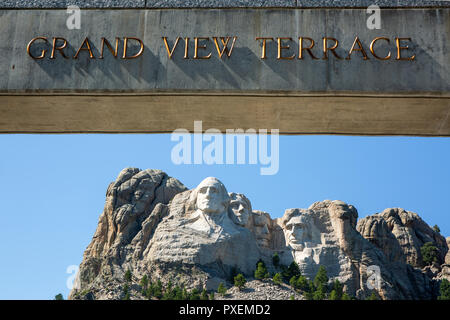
<box><xmin>69</xmin><ymin>168</ymin><xmax>449</xmax><ymax>300</ymax></box>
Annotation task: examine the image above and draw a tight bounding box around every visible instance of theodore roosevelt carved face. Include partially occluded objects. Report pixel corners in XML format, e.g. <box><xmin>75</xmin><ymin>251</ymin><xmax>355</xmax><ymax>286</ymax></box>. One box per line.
<box><xmin>252</xmin><ymin>211</ymin><xmax>272</xmax><ymax>249</ymax></box>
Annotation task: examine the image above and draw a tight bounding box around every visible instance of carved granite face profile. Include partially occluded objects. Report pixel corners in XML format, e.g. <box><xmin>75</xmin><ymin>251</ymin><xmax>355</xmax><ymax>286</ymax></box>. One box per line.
<box><xmin>252</xmin><ymin>210</ymin><xmax>273</xmax><ymax>249</ymax></box>
<box><xmin>281</xmin><ymin>209</ymin><xmax>321</xmax><ymax>251</ymax></box>
<box><xmin>185</xmin><ymin>177</ymin><xmax>236</xmax><ymax>235</ymax></box>
<box><xmin>229</xmin><ymin>193</ymin><xmax>252</xmax><ymax>228</ymax></box>
<box><xmin>195</xmin><ymin>177</ymin><xmax>229</xmax><ymax>214</ymax></box>
<box><xmin>283</xmin><ymin>211</ymin><xmax>313</xmax><ymax>252</ymax></box>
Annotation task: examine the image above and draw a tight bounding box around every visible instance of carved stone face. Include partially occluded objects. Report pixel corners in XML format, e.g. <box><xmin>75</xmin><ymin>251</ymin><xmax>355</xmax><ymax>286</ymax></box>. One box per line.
<box><xmin>329</xmin><ymin>201</ymin><xmax>358</xmax><ymax>229</ymax></box>
<box><xmin>196</xmin><ymin>177</ymin><xmax>229</xmax><ymax>214</ymax></box>
<box><xmin>252</xmin><ymin>211</ymin><xmax>272</xmax><ymax>248</ymax></box>
<box><xmin>284</xmin><ymin>214</ymin><xmax>312</xmax><ymax>251</ymax></box>
<box><xmin>229</xmin><ymin>194</ymin><xmax>251</xmax><ymax>227</ymax></box>
<box><xmin>134</xmin><ymin>190</ymin><xmax>144</xmax><ymax>201</ymax></box>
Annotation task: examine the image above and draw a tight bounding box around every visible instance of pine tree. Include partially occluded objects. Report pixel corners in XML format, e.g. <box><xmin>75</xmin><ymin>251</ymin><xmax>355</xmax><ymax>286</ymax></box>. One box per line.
<box><xmin>367</xmin><ymin>291</ymin><xmax>379</xmax><ymax>300</ymax></box>
<box><xmin>167</xmin><ymin>280</ymin><xmax>173</xmax><ymax>292</ymax></box>
<box><xmin>140</xmin><ymin>275</ymin><xmax>148</xmax><ymax>296</ymax></box>
<box><xmin>54</xmin><ymin>293</ymin><xmax>64</xmax><ymax>300</ymax></box>
<box><xmin>201</xmin><ymin>289</ymin><xmax>209</xmax><ymax>300</ymax></box>
<box><xmin>289</xmin><ymin>275</ymin><xmax>297</xmax><ymax>288</ymax></box>
<box><xmin>421</xmin><ymin>242</ymin><xmax>439</xmax><ymax>265</ymax></box>
<box><xmin>153</xmin><ymin>280</ymin><xmax>163</xmax><ymax>299</ymax></box>
<box><xmin>146</xmin><ymin>281</ymin><xmax>154</xmax><ymax>299</ymax></box>
<box><xmin>122</xmin><ymin>284</ymin><xmax>130</xmax><ymax>300</ymax></box>
<box><xmin>234</xmin><ymin>273</ymin><xmax>247</xmax><ymax>290</ymax></box>
<box><xmin>217</xmin><ymin>282</ymin><xmax>227</xmax><ymax>296</ymax></box>
<box><xmin>296</xmin><ymin>275</ymin><xmax>309</xmax><ymax>292</ymax></box>
<box><xmin>255</xmin><ymin>262</ymin><xmax>269</xmax><ymax>280</ymax></box>
<box><xmin>209</xmin><ymin>292</ymin><xmax>215</xmax><ymax>300</ymax></box>
<box><xmin>438</xmin><ymin>279</ymin><xmax>450</xmax><ymax>300</ymax></box>
<box><xmin>174</xmin><ymin>285</ymin><xmax>183</xmax><ymax>300</ymax></box>
<box><xmin>341</xmin><ymin>293</ymin><xmax>351</xmax><ymax>300</ymax></box>
<box><xmin>182</xmin><ymin>286</ymin><xmax>189</xmax><ymax>300</ymax></box>
<box><xmin>273</xmin><ymin>272</ymin><xmax>282</xmax><ymax>285</ymax></box>
<box><xmin>124</xmin><ymin>269</ymin><xmax>132</xmax><ymax>282</ymax></box>
<box><xmin>272</xmin><ymin>253</ymin><xmax>280</xmax><ymax>267</ymax></box>
<box><xmin>287</xmin><ymin>261</ymin><xmax>301</xmax><ymax>278</ymax></box>
<box><xmin>433</xmin><ymin>225</ymin><xmax>441</xmax><ymax>233</ymax></box>
<box><xmin>313</xmin><ymin>266</ymin><xmax>328</xmax><ymax>289</ymax></box>
<box><xmin>331</xmin><ymin>279</ymin><xmax>343</xmax><ymax>300</ymax></box>
<box><xmin>304</xmin><ymin>291</ymin><xmax>314</xmax><ymax>300</ymax></box>
<box><xmin>313</xmin><ymin>287</ymin><xmax>325</xmax><ymax>300</ymax></box>
<box><xmin>189</xmin><ymin>288</ymin><xmax>200</xmax><ymax>300</ymax></box>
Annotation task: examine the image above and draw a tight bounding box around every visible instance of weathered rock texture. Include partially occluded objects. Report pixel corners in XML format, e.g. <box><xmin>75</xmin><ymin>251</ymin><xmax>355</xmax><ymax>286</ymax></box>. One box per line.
<box><xmin>214</xmin><ymin>280</ymin><xmax>303</xmax><ymax>301</ymax></box>
<box><xmin>70</xmin><ymin>168</ymin><xmax>448</xmax><ymax>300</ymax></box>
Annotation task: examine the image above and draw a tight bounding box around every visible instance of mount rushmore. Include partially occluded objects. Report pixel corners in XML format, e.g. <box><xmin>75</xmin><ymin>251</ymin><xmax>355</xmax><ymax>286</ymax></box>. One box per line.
<box><xmin>69</xmin><ymin>168</ymin><xmax>450</xmax><ymax>300</ymax></box>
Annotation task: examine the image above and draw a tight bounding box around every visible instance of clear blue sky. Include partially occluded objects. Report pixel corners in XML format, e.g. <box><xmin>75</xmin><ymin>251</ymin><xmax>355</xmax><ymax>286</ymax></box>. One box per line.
<box><xmin>0</xmin><ymin>134</ymin><xmax>449</xmax><ymax>299</ymax></box>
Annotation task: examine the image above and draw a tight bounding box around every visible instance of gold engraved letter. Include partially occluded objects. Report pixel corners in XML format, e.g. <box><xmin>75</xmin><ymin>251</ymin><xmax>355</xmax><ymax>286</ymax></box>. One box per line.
<box><xmin>322</xmin><ymin>37</ymin><xmax>342</xmax><ymax>60</ymax></box>
<box><xmin>50</xmin><ymin>37</ymin><xmax>68</xmax><ymax>59</ymax></box>
<box><xmin>74</xmin><ymin>37</ymin><xmax>95</xmax><ymax>59</ymax></box>
<box><xmin>123</xmin><ymin>37</ymin><xmax>144</xmax><ymax>59</ymax></box>
<box><xmin>100</xmin><ymin>37</ymin><xmax>120</xmax><ymax>59</ymax></box>
<box><xmin>395</xmin><ymin>37</ymin><xmax>415</xmax><ymax>61</ymax></box>
<box><xmin>298</xmin><ymin>37</ymin><xmax>318</xmax><ymax>60</ymax></box>
<box><xmin>213</xmin><ymin>37</ymin><xmax>237</xmax><ymax>58</ymax></box>
<box><xmin>27</xmin><ymin>37</ymin><xmax>48</xmax><ymax>60</ymax></box>
<box><xmin>255</xmin><ymin>37</ymin><xmax>274</xmax><ymax>59</ymax></box>
<box><xmin>369</xmin><ymin>37</ymin><xmax>391</xmax><ymax>60</ymax></box>
<box><xmin>162</xmin><ymin>37</ymin><xmax>181</xmax><ymax>59</ymax></box>
<box><xmin>346</xmin><ymin>37</ymin><xmax>369</xmax><ymax>60</ymax></box>
<box><xmin>194</xmin><ymin>37</ymin><xmax>212</xmax><ymax>59</ymax></box>
<box><xmin>277</xmin><ymin>37</ymin><xmax>295</xmax><ymax>60</ymax></box>
<box><xmin>184</xmin><ymin>37</ymin><xmax>189</xmax><ymax>59</ymax></box>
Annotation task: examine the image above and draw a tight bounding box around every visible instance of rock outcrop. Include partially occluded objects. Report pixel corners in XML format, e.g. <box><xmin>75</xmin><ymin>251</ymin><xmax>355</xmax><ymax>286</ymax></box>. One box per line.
<box><xmin>70</xmin><ymin>168</ymin><xmax>448</xmax><ymax>300</ymax></box>
<box><xmin>357</xmin><ymin>208</ymin><xmax>447</xmax><ymax>268</ymax></box>
<box><xmin>215</xmin><ymin>280</ymin><xmax>303</xmax><ymax>300</ymax></box>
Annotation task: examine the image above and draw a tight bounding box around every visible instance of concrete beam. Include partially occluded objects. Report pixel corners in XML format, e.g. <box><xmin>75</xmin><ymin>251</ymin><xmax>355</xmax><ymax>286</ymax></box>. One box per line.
<box><xmin>1</xmin><ymin>94</ymin><xmax>449</xmax><ymax>135</ymax></box>
<box><xmin>0</xmin><ymin>7</ymin><xmax>449</xmax><ymax>135</ymax></box>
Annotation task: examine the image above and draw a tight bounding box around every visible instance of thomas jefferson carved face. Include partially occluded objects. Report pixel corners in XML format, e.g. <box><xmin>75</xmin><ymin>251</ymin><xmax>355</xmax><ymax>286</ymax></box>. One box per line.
<box><xmin>196</xmin><ymin>177</ymin><xmax>229</xmax><ymax>215</ymax></box>
<box><xmin>229</xmin><ymin>193</ymin><xmax>252</xmax><ymax>227</ymax></box>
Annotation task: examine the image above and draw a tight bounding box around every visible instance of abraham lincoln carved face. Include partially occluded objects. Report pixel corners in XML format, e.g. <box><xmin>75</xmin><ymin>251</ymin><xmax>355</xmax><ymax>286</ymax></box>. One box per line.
<box><xmin>282</xmin><ymin>210</ymin><xmax>314</xmax><ymax>251</ymax></box>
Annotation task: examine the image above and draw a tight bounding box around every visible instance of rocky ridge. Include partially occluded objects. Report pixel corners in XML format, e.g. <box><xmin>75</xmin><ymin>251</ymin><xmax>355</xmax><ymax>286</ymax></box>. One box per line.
<box><xmin>70</xmin><ymin>168</ymin><xmax>449</xmax><ymax>300</ymax></box>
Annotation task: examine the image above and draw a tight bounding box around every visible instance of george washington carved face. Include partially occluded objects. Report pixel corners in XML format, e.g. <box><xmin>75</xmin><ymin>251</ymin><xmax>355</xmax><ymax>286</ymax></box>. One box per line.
<box><xmin>195</xmin><ymin>177</ymin><xmax>230</xmax><ymax>215</ymax></box>
<box><xmin>184</xmin><ymin>177</ymin><xmax>240</xmax><ymax>235</ymax></box>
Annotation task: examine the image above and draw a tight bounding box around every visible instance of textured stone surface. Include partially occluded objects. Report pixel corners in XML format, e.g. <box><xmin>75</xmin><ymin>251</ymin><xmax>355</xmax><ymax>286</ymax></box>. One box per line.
<box><xmin>2</xmin><ymin>9</ymin><xmax>449</xmax><ymax>94</ymax></box>
<box><xmin>70</xmin><ymin>168</ymin><xmax>449</xmax><ymax>300</ymax></box>
<box><xmin>296</xmin><ymin>1</ymin><xmax>450</xmax><ymax>8</ymax></box>
<box><xmin>149</xmin><ymin>1</ymin><xmax>296</xmax><ymax>8</ymax></box>
<box><xmin>144</xmin><ymin>177</ymin><xmax>262</xmax><ymax>277</ymax></box>
<box><xmin>1</xmin><ymin>0</ymin><xmax>449</xmax><ymax>8</ymax></box>
<box><xmin>357</xmin><ymin>208</ymin><xmax>448</xmax><ymax>267</ymax></box>
<box><xmin>215</xmin><ymin>280</ymin><xmax>303</xmax><ymax>300</ymax></box>
<box><xmin>71</xmin><ymin>168</ymin><xmax>187</xmax><ymax>298</ymax></box>
<box><xmin>447</xmin><ymin>237</ymin><xmax>450</xmax><ymax>264</ymax></box>
<box><xmin>0</xmin><ymin>1</ymin><xmax>146</xmax><ymax>8</ymax></box>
